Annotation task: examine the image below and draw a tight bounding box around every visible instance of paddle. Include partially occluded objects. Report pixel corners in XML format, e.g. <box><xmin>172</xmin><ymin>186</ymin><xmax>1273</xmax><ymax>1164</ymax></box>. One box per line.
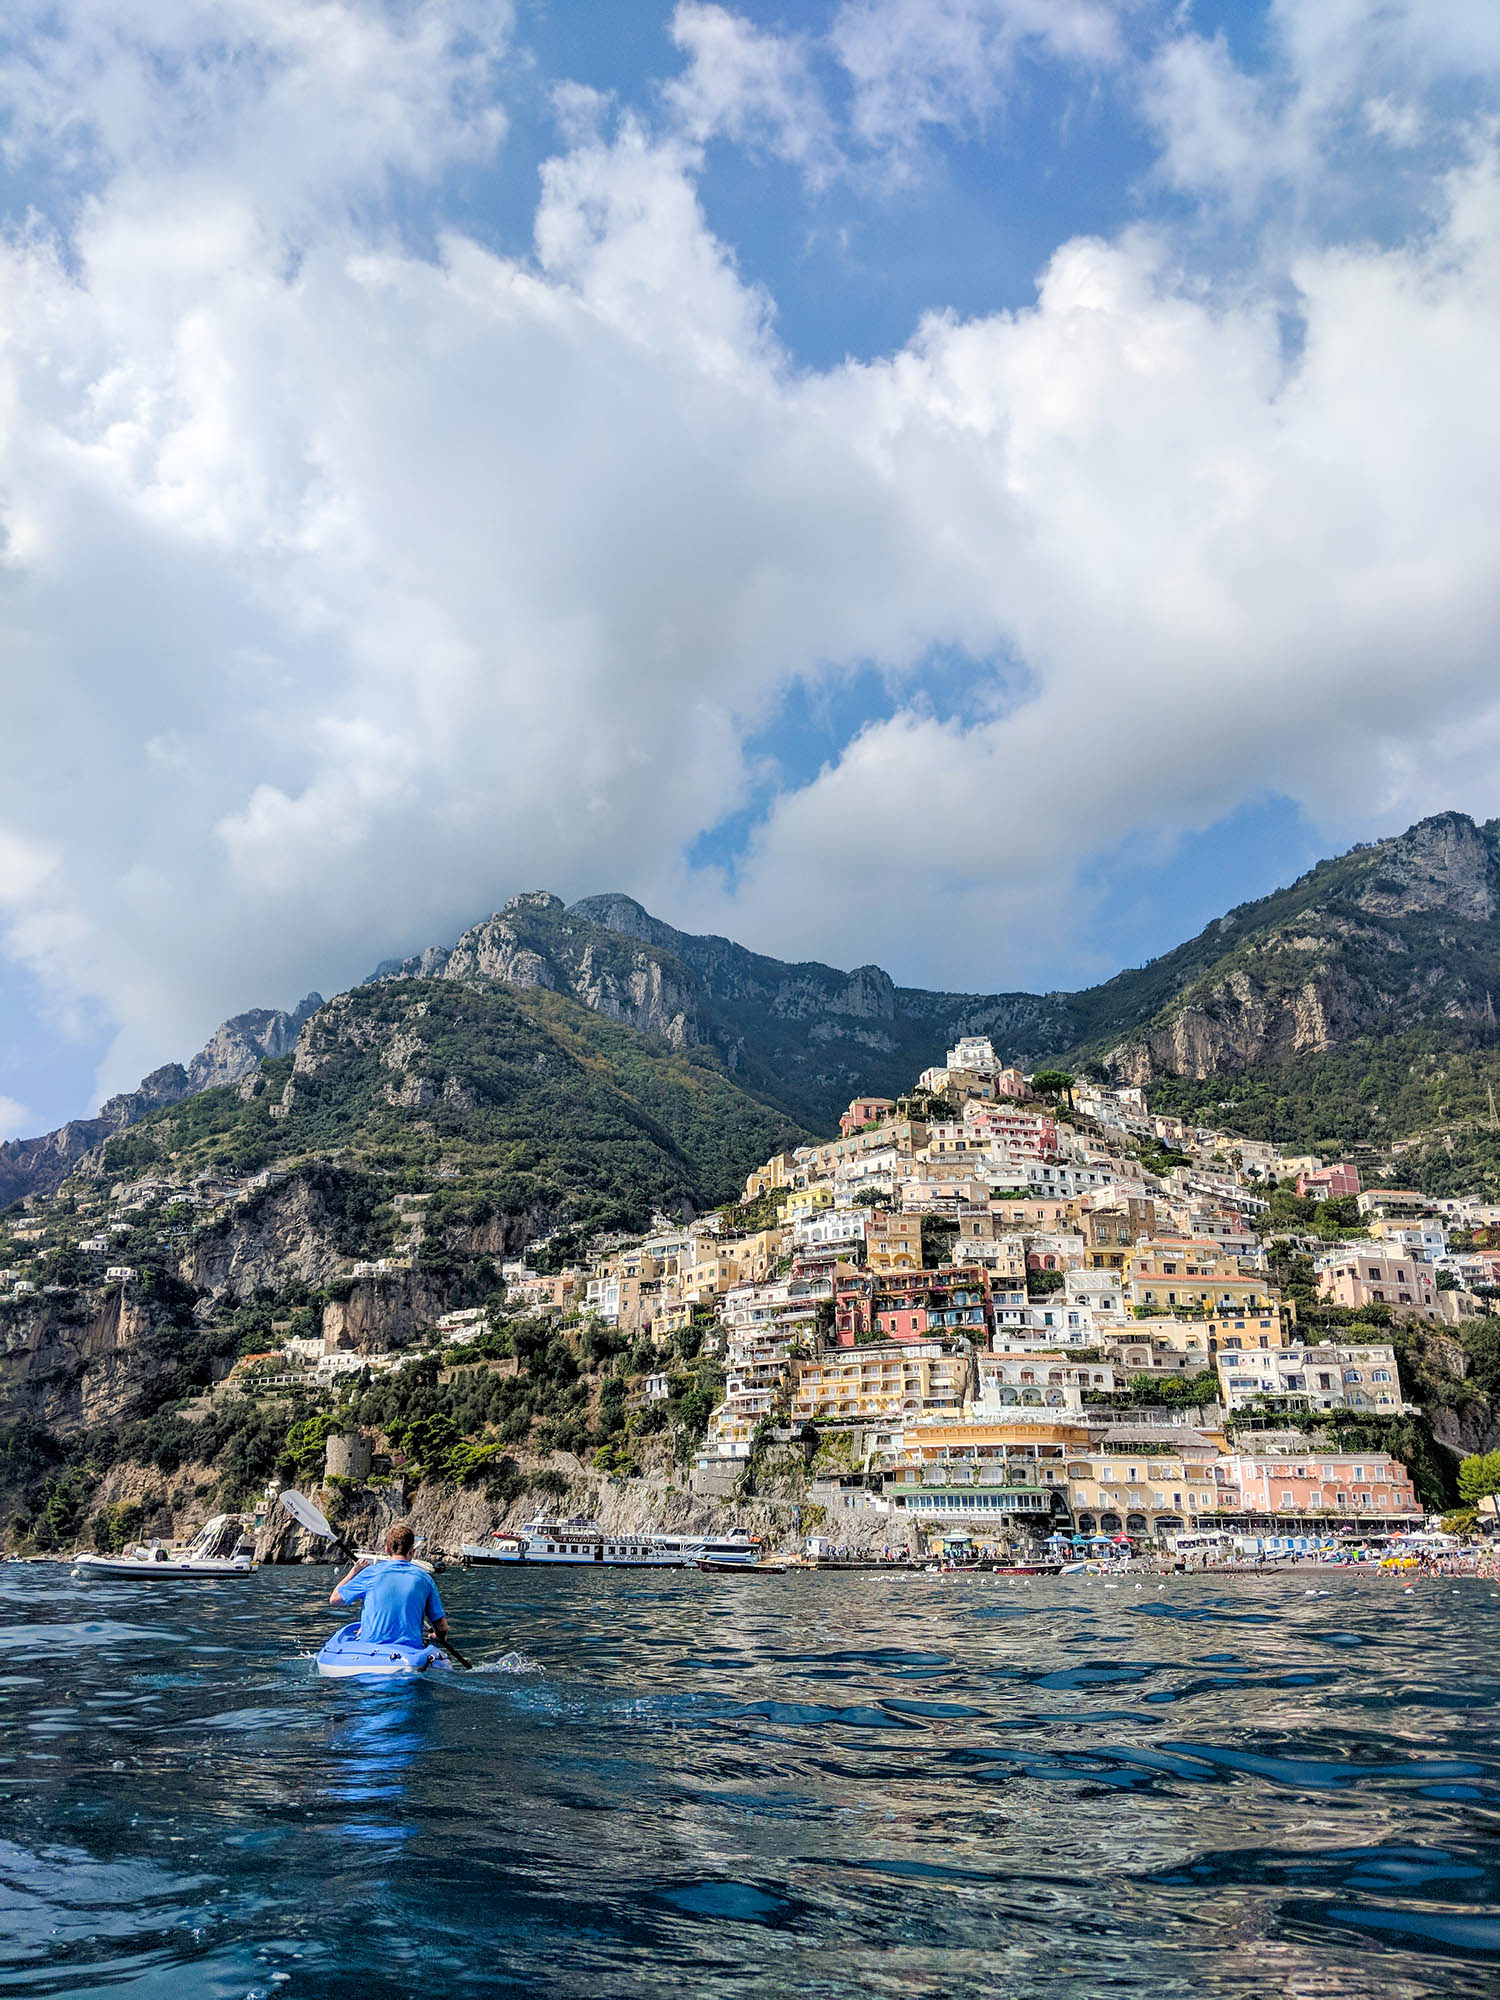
<box><xmin>279</xmin><ymin>1491</ymin><xmax>472</xmax><ymax>1669</ymax></box>
<box><xmin>279</xmin><ymin>1487</ymin><xmax>354</xmax><ymax>1559</ymax></box>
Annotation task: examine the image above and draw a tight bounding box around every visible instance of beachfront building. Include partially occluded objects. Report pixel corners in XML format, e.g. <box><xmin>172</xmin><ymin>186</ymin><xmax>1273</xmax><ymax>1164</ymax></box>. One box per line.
<box><xmin>883</xmin><ymin>1417</ymin><xmax>1084</xmax><ymax>1544</ymax></box>
<box><xmin>1066</xmin><ymin>1433</ymin><xmax>1222</xmax><ymax>1540</ymax></box>
<box><xmin>1207</xmin><ymin>1451</ymin><xmax>1423</xmax><ymax>1533</ymax></box>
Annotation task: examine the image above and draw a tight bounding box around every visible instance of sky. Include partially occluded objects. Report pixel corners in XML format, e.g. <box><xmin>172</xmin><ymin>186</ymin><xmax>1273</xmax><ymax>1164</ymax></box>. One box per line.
<box><xmin>1</xmin><ymin>0</ymin><xmax>1500</xmax><ymax>1138</ymax></box>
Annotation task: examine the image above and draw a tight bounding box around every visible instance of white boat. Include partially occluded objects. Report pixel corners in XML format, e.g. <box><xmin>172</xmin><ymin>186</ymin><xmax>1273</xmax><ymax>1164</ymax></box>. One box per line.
<box><xmin>655</xmin><ymin>1529</ymin><xmax>764</xmax><ymax>1568</ymax></box>
<box><xmin>72</xmin><ymin>1513</ymin><xmax>256</xmax><ymax>1578</ymax></box>
<box><xmin>460</xmin><ymin>1517</ymin><xmax>766</xmax><ymax>1568</ymax></box>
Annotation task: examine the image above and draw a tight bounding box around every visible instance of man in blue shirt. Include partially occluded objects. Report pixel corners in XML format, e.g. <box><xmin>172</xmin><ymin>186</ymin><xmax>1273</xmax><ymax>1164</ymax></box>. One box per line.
<box><xmin>330</xmin><ymin>1522</ymin><xmax>448</xmax><ymax>1649</ymax></box>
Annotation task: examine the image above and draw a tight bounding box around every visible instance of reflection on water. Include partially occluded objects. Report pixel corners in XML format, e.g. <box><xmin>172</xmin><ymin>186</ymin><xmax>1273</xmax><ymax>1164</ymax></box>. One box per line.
<box><xmin>1</xmin><ymin>1566</ymin><xmax>1498</xmax><ymax>1997</ymax></box>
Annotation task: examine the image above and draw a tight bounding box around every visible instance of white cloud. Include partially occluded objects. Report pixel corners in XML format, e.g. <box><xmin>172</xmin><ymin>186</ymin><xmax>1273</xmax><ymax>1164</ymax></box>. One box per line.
<box><xmin>665</xmin><ymin>2</ymin><xmax>840</xmax><ymax>181</ymax></box>
<box><xmin>0</xmin><ymin>1096</ymin><xmax>33</xmax><ymax>1142</ymax></box>
<box><xmin>0</xmin><ymin>0</ymin><xmax>1498</xmax><ymax>1118</ymax></box>
<box><xmin>1143</xmin><ymin>0</ymin><xmax>1500</xmax><ymax>210</ymax></box>
<box><xmin>830</xmin><ymin>0</ymin><xmax>1127</xmax><ymax>157</ymax></box>
<box><xmin>679</xmin><ymin>152</ymin><xmax>1500</xmax><ymax>979</ymax></box>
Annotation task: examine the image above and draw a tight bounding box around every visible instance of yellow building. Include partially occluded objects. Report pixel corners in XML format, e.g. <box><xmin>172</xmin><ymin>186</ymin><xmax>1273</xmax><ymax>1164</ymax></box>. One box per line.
<box><xmin>743</xmin><ymin>1153</ymin><xmax>797</xmax><ymax>1202</ymax></box>
<box><xmin>1204</xmin><ymin>1307</ymin><xmax>1289</xmax><ymax>1354</ymax></box>
<box><xmin>790</xmin><ymin>1341</ymin><xmax>972</xmax><ymax>1424</ymax></box>
<box><xmin>865</xmin><ymin>1210</ymin><xmax>923</xmax><ymax>1272</ymax></box>
<box><xmin>679</xmin><ymin>1226</ymin><xmax>789</xmax><ymax>1301</ymax></box>
<box><xmin>784</xmin><ymin>1182</ymin><xmax>835</xmax><ymax>1219</ymax></box>
<box><xmin>807</xmin><ymin>1119</ymin><xmax>930</xmax><ymax>1179</ymax></box>
<box><xmin>1126</xmin><ymin>1241</ymin><xmax>1276</xmax><ymax>1317</ymax></box>
<box><xmin>1065</xmin><ymin>1438</ymin><xmax>1220</xmax><ymax>1539</ymax></box>
<box><xmin>886</xmin><ymin>1417</ymin><xmax>1088</xmax><ymax>1544</ymax></box>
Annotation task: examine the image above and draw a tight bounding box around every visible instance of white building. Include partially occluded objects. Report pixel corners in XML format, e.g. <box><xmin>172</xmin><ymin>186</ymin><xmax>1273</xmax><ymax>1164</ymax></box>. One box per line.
<box><xmin>1215</xmin><ymin>1343</ymin><xmax>1408</xmax><ymax>1415</ymax></box>
<box><xmin>974</xmin><ymin>1351</ymin><xmax>1116</xmax><ymax>1411</ymax></box>
<box><xmin>947</xmin><ymin>1035</ymin><xmax>999</xmax><ymax>1073</ymax></box>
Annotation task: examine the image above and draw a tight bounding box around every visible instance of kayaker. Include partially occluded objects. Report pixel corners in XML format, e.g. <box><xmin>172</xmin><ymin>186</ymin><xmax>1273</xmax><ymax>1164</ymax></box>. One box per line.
<box><xmin>329</xmin><ymin>1523</ymin><xmax>449</xmax><ymax>1650</ymax></box>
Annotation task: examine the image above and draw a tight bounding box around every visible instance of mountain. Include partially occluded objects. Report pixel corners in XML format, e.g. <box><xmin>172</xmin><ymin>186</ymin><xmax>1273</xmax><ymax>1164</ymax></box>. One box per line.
<box><xmin>1074</xmin><ymin>810</ymin><xmax>1500</xmax><ymax>1078</ymax></box>
<box><xmin>0</xmin><ymin>994</ymin><xmax>323</xmax><ymax>1210</ymax></box>
<box><xmin>7</xmin><ymin>810</ymin><xmax>1500</xmax><ymax>1215</ymax></box>
<box><xmin>370</xmin><ymin>889</ymin><xmax>1073</xmax><ymax>1130</ymax></box>
<box><xmin>94</xmin><ymin>979</ymin><xmax>810</xmax><ymax>1236</ymax></box>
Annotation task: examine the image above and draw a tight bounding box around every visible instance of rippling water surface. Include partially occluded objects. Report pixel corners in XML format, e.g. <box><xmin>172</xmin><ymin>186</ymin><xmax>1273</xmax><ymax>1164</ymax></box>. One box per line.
<box><xmin>3</xmin><ymin>1564</ymin><xmax>1500</xmax><ymax>1997</ymax></box>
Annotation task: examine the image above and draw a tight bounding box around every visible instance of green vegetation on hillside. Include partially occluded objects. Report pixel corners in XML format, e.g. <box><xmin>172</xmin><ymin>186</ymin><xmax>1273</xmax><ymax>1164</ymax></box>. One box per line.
<box><xmin>1145</xmin><ymin>1028</ymin><xmax>1500</xmax><ymax>1182</ymax></box>
<box><xmin>98</xmin><ymin>981</ymin><xmax>810</xmax><ymax>1234</ymax></box>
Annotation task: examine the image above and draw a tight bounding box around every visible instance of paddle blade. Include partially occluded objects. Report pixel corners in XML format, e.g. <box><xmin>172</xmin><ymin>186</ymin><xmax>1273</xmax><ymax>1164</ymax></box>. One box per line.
<box><xmin>279</xmin><ymin>1489</ymin><xmax>336</xmax><ymax>1540</ymax></box>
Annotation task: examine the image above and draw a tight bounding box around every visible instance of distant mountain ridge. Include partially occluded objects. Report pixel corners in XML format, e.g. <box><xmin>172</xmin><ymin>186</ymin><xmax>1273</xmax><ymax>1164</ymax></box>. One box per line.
<box><xmin>6</xmin><ymin>810</ymin><xmax>1500</xmax><ymax>1209</ymax></box>
<box><xmin>0</xmin><ymin>993</ymin><xmax>322</xmax><ymax>1209</ymax></box>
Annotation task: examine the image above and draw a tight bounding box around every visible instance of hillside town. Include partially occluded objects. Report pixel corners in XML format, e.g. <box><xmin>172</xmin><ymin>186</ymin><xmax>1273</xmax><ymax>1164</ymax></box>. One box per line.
<box><xmin>483</xmin><ymin>1035</ymin><xmax>1496</xmax><ymax>1559</ymax></box>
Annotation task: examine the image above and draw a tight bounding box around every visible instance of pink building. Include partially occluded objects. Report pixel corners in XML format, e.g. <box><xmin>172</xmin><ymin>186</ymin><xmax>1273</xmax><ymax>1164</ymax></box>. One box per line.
<box><xmin>1297</xmin><ymin>1161</ymin><xmax>1361</xmax><ymax>1200</ymax></box>
<box><xmin>1317</xmin><ymin>1249</ymin><xmax>1437</xmax><ymax>1316</ymax></box>
<box><xmin>840</xmin><ymin>1097</ymin><xmax>895</xmax><ymax>1137</ymax></box>
<box><xmin>960</xmin><ymin>1104</ymin><xmax>1060</xmax><ymax>1158</ymax></box>
<box><xmin>1211</xmin><ymin>1451</ymin><xmax>1421</xmax><ymax>1527</ymax></box>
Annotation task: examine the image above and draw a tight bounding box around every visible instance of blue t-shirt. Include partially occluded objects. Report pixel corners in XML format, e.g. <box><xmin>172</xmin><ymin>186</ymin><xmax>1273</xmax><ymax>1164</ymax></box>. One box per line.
<box><xmin>336</xmin><ymin>1559</ymin><xmax>446</xmax><ymax>1646</ymax></box>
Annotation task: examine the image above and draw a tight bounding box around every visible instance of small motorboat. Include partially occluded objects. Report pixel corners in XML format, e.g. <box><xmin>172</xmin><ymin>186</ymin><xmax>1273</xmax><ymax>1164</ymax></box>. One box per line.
<box><xmin>315</xmin><ymin>1621</ymin><xmax>454</xmax><ymax>1679</ymax></box>
<box><xmin>72</xmin><ymin>1514</ymin><xmax>256</xmax><ymax>1578</ymax></box>
<box><xmin>697</xmin><ymin>1557</ymin><xmax>787</xmax><ymax>1574</ymax></box>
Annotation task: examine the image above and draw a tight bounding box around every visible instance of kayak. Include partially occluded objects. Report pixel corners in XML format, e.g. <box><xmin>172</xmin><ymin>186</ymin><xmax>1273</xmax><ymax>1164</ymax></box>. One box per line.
<box><xmin>315</xmin><ymin>1621</ymin><xmax>453</xmax><ymax>1680</ymax></box>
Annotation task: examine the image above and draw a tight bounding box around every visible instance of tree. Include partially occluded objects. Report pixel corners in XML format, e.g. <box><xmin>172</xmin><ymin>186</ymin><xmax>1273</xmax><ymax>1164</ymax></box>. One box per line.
<box><xmin>1457</xmin><ymin>1450</ymin><xmax>1500</xmax><ymax>1505</ymax></box>
<box><xmin>1030</xmin><ymin>1070</ymin><xmax>1075</xmax><ymax>1105</ymax></box>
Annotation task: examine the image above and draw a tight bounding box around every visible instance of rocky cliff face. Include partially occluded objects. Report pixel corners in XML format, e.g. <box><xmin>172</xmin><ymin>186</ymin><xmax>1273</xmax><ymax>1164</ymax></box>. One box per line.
<box><xmin>321</xmin><ymin>1271</ymin><xmax>453</xmax><ymax>1354</ymax></box>
<box><xmin>1099</xmin><ymin>813</ymin><xmax>1500</xmax><ymax>1085</ymax></box>
<box><xmin>0</xmin><ymin>1286</ymin><xmax>179</xmax><ymax>1431</ymax></box>
<box><xmin>177</xmin><ymin>1174</ymin><xmax>359</xmax><ymax>1298</ymax></box>
<box><xmin>374</xmin><ymin>893</ymin><xmax>703</xmax><ymax>1048</ymax></box>
<box><xmin>185</xmin><ymin>993</ymin><xmax>322</xmax><ymax>1092</ymax></box>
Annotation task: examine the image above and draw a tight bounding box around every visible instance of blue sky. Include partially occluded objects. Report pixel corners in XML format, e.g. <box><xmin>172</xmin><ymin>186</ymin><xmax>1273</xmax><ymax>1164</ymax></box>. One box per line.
<box><xmin>0</xmin><ymin>0</ymin><xmax>1498</xmax><ymax>1137</ymax></box>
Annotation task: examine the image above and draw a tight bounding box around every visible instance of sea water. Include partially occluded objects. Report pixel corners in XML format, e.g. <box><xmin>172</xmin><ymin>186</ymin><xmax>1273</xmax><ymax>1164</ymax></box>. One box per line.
<box><xmin>2</xmin><ymin>1564</ymin><xmax>1499</xmax><ymax>1998</ymax></box>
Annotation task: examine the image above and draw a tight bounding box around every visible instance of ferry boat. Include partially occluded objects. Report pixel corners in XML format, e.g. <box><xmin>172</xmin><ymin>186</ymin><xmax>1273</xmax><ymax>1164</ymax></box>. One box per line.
<box><xmin>72</xmin><ymin>1513</ymin><xmax>256</xmax><ymax>1578</ymax></box>
<box><xmin>459</xmin><ymin>1517</ymin><xmax>766</xmax><ymax>1568</ymax></box>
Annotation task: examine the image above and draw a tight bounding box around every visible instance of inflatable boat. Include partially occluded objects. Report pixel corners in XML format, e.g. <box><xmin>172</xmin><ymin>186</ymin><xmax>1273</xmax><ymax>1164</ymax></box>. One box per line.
<box><xmin>315</xmin><ymin>1620</ymin><xmax>453</xmax><ymax>1679</ymax></box>
<box><xmin>73</xmin><ymin>1513</ymin><xmax>255</xmax><ymax>1577</ymax></box>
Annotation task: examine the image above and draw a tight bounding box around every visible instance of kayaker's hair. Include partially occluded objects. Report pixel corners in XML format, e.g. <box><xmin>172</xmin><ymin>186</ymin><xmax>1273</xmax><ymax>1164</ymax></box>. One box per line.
<box><xmin>385</xmin><ymin>1522</ymin><xmax>416</xmax><ymax>1557</ymax></box>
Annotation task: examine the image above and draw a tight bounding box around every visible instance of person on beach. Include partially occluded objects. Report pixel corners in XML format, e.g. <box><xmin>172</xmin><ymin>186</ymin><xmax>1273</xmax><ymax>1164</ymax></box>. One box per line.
<box><xmin>329</xmin><ymin>1522</ymin><xmax>448</xmax><ymax>1650</ymax></box>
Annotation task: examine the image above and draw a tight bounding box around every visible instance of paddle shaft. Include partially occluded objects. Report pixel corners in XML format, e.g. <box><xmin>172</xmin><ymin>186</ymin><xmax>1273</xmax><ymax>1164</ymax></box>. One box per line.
<box><xmin>429</xmin><ymin>1622</ymin><xmax>473</xmax><ymax>1669</ymax></box>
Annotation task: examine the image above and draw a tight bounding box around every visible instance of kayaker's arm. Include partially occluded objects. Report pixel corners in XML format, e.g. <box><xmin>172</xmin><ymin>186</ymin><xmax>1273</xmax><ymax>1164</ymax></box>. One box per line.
<box><xmin>429</xmin><ymin>1614</ymin><xmax>449</xmax><ymax>1641</ymax></box>
<box><xmin>329</xmin><ymin>1557</ymin><xmax>370</xmax><ymax>1605</ymax></box>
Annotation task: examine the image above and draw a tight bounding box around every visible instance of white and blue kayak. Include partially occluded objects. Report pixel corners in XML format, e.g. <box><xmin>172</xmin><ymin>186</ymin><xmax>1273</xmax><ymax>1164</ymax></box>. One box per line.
<box><xmin>316</xmin><ymin>1621</ymin><xmax>453</xmax><ymax>1680</ymax></box>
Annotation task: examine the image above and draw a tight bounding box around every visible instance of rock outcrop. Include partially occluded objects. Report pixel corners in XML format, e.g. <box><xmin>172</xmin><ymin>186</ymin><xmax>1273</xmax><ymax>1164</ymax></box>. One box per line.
<box><xmin>177</xmin><ymin>1173</ymin><xmax>356</xmax><ymax>1298</ymax></box>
